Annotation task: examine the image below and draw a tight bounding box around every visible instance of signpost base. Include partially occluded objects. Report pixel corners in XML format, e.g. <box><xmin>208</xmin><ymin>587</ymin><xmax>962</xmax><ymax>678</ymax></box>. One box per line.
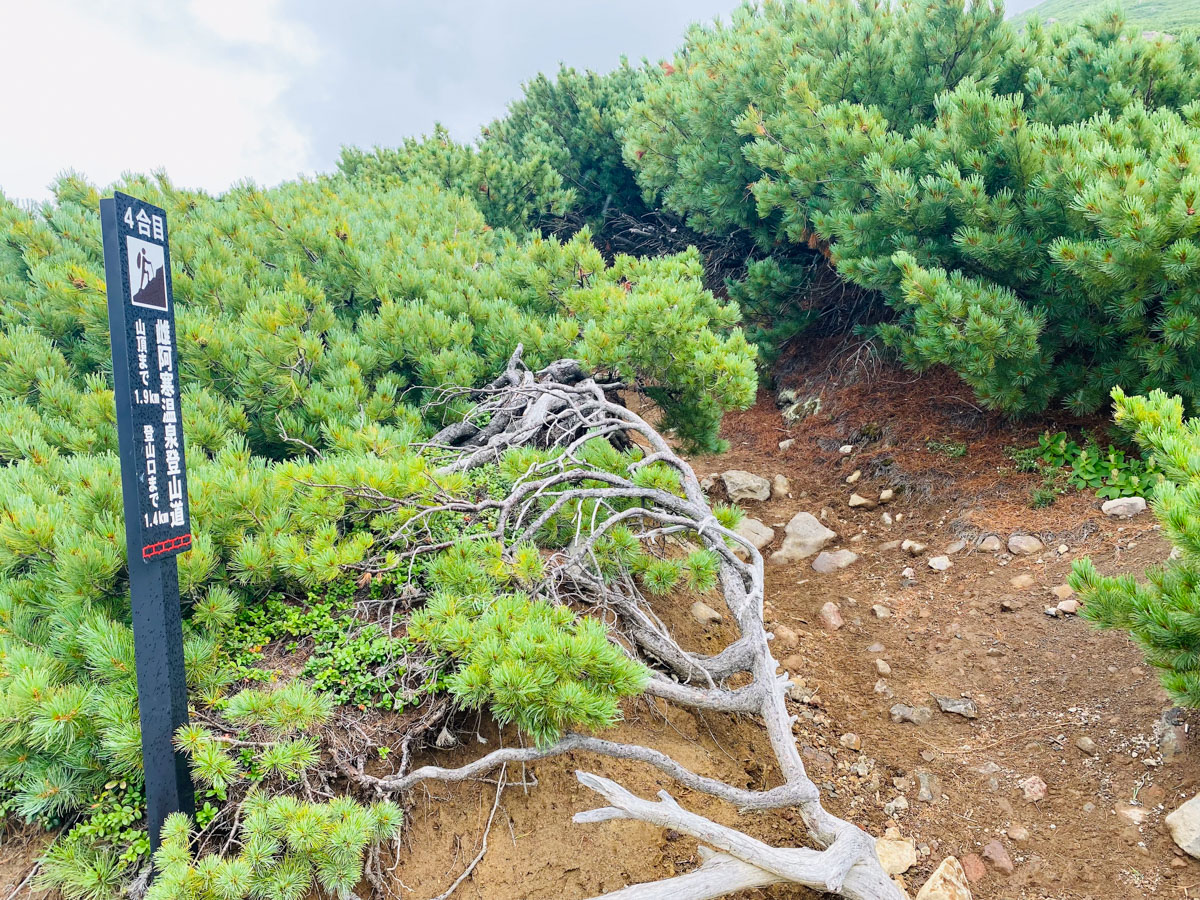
<box><xmin>130</xmin><ymin>555</ymin><xmax>194</xmax><ymax>848</ymax></box>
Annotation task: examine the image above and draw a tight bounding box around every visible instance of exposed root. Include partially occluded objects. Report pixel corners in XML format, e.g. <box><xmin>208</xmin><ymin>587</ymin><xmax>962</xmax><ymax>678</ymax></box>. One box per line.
<box><xmin>337</xmin><ymin>353</ymin><xmax>903</xmax><ymax>900</ymax></box>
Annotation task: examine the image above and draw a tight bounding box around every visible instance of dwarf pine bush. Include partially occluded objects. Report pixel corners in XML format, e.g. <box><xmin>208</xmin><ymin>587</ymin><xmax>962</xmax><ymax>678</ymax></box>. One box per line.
<box><xmin>624</xmin><ymin>0</ymin><xmax>1200</xmax><ymax>415</ymax></box>
<box><xmin>1070</xmin><ymin>388</ymin><xmax>1200</xmax><ymax>705</ymax></box>
<box><xmin>0</xmin><ymin>169</ymin><xmax>753</xmax><ymax>829</ymax></box>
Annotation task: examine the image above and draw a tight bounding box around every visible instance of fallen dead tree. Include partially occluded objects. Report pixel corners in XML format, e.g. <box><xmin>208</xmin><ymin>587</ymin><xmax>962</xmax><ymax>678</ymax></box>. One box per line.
<box><xmin>344</xmin><ymin>348</ymin><xmax>904</xmax><ymax>900</ymax></box>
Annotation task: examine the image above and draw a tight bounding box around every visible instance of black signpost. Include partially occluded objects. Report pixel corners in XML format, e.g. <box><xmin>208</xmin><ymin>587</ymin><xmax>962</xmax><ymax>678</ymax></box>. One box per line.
<box><xmin>100</xmin><ymin>192</ymin><xmax>195</xmax><ymax>849</ymax></box>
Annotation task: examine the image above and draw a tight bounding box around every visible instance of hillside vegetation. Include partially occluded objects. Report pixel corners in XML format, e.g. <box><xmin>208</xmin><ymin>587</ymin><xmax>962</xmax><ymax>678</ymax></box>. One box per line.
<box><xmin>2</xmin><ymin>1</ymin><xmax>1200</xmax><ymax>898</ymax></box>
<box><xmin>1013</xmin><ymin>0</ymin><xmax>1200</xmax><ymax>33</ymax></box>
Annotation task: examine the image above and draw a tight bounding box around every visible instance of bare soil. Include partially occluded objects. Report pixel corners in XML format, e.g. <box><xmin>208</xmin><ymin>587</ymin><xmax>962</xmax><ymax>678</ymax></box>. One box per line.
<box><xmin>390</xmin><ymin>352</ymin><xmax>1200</xmax><ymax>899</ymax></box>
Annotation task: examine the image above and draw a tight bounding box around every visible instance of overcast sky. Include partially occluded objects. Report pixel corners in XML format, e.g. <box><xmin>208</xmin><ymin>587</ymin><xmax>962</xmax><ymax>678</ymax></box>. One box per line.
<box><xmin>1</xmin><ymin>0</ymin><xmax>1044</xmax><ymax>203</ymax></box>
<box><xmin>0</xmin><ymin>0</ymin><xmax>739</xmax><ymax>202</ymax></box>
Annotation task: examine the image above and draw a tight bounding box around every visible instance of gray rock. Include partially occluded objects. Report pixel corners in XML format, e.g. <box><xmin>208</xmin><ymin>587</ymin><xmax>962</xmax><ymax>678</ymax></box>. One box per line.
<box><xmin>782</xmin><ymin>396</ymin><xmax>822</xmax><ymax>425</ymax></box>
<box><xmin>721</xmin><ymin>470</ymin><xmax>771</xmax><ymax>502</ymax></box>
<box><xmin>1008</xmin><ymin>534</ymin><xmax>1045</xmax><ymax>555</ymax></box>
<box><xmin>848</xmin><ymin>492</ymin><xmax>876</xmax><ymax>509</ymax></box>
<box><xmin>891</xmin><ymin>703</ymin><xmax>934</xmax><ymax>726</ymax></box>
<box><xmin>769</xmin><ymin>512</ymin><xmax>837</xmax><ymax>565</ymax></box>
<box><xmin>879</xmin><ymin>488</ymin><xmax>895</xmax><ymax>503</ymax></box>
<box><xmin>1167</xmin><ymin>793</ymin><xmax>1200</xmax><ymax>859</ymax></box>
<box><xmin>1057</xmin><ymin>598</ymin><xmax>1080</xmax><ymax>615</ymax></box>
<box><xmin>733</xmin><ymin>517</ymin><xmax>775</xmax><ymax>560</ymax></box>
<box><xmin>839</xmin><ymin>444</ymin><xmax>854</xmax><ymax>455</ymax></box>
<box><xmin>902</xmin><ymin>539</ymin><xmax>927</xmax><ymax>556</ymax></box>
<box><xmin>935</xmin><ymin>696</ymin><xmax>978</xmax><ymax>719</ymax></box>
<box><xmin>691</xmin><ymin>601</ymin><xmax>723</xmax><ymax>626</ymax></box>
<box><xmin>916</xmin><ymin>771</ymin><xmax>941</xmax><ymax>803</ymax></box>
<box><xmin>871</xmin><ymin>604</ymin><xmax>892</xmax><ymax>619</ymax></box>
<box><xmin>778</xmin><ymin>438</ymin><xmax>795</xmax><ymax>451</ymax></box>
<box><xmin>945</xmin><ymin>539</ymin><xmax>967</xmax><ymax>554</ymax></box>
<box><xmin>812</xmin><ymin>549</ymin><xmax>858</xmax><ymax>573</ymax></box>
<box><xmin>929</xmin><ymin>555</ymin><xmax>952</xmax><ymax>571</ymax></box>
<box><xmin>979</xmin><ymin>535</ymin><xmax>1003</xmax><ymax>552</ymax></box>
<box><xmin>846</xmin><ymin>469</ymin><xmax>862</xmax><ymax>484</ymax></box>
<box><xmin>1075</xmin><ymin>735</ymin><xmax>1098</xmax><ymax>756</ymax></box>
<box><xmin>1102</xmin><ymin>496</ymin><xmax>1147</xmax><ymax>517</ymax></box>
<box><xmin>876</xmin><ymin>658</ymin><xmax>892</xmax><ymax>676</ymax></box>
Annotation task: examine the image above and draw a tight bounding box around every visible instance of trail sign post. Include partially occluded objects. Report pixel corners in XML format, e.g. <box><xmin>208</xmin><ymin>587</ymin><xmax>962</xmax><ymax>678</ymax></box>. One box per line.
<box><xmin>100</xmin><ymin>192</ymin><xmax>195</xmax><ymax>849</ymax></box>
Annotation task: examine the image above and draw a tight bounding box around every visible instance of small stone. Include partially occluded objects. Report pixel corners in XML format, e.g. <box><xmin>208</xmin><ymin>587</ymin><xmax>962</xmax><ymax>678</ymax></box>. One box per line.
<box><xmin>875</xmin><ymin>837</ymin><xmax>918</xmax><ymax>875</ymax></box>
<box><xmin>1044</xmin><ymin>605</ymin><xmax>1061</xmax><ymax>618</ymax></box>
<box><xmin>916</xmin><ymin>771</ymin><xmax>940</xmax><ymax>803</ymax></box>
<box><xmin>867</xmin><ymin>642</ymin><xmax>885</xmax><ymax>652</ymax></box>
<box><xmin>1008</xmin><ymin>534</ymin><xmax>1045</xmax><ymax>555</ymax></box>
<box><xmin>945</xmin><ymin>539</ymin><xmax>967</xmax><ymax>554</ymax></box>
<box><xmin>935</xmin><ymin>696</ymin><xmax>978</xmax><ymax>719</ymax></box>
<box><xmin>769</xmin><ymin>512</ymin><xmax>837</xmax><ymax>565</ymax></box>
<box><xmin>881</xmin><ymin>511</ymin><xmax>894</xmax><ymax>525</ymax></box>
<box><xmin>846</xmin><ymin>469</ymin><xmax>862</xmax><ymax>484</ymax></box>
<box><xmin>1010</xmin><ymin>573</ymin><xmax>1036</xmax><ymax>589</ymax></box>
<box><xmin>690</xmin><ymin>601</ymin><xmax>723</xmax><ymax>626</ymax></box>
<box><xmin>879</xmin><ymin>488</ymin><xmax>895</xmax><ymax>503</ymax></box>
<box><xmin>721</xmin><ymin>470</ymin><xmax>772</xmax><ymax>502</ymax></box>
<box><xmin>1057</xmin><ymin>543</ymin><xmax>1069</xmax><ymax>554</ymax></box>
<box><xmin>979</xmin><ymin>535</ymin><xmax>1003</xmax><ymax>552</ymax></box>
<box><xmin>1074</xmin><ymin>735</ymin><xmax>1098</xmax><ymax>756</ymax></box>
<box><xmin>1057</xmin><ymin>598</ymin><xmax>1080</xmax><ymax>615</ymax></box>
<box><xmin>1167</xmin><ymin>793</ymin><xmax>1200</xmax><ymax>858</ymax></box>
<box><xmin>891</xmin><ymin>703</ymin><xmax>934</xmax><ymax>726</ymax></box>
<box><xmin>819</xmin><ymin>601</ymin><xmax>845</xmax><ymax>631</ymax></box>
<box><xmin>1000</xmin><ymin>599</ymin><xmax>1019</xmax><ymax>612</ymax></box>
<box><xmin>732</xmin><ymin>517</ymin><xmax>775</xmax><ymax>560</ymax></box>
<box><xmin>778</xmin><ymin>438</ymin><xmax>795</xmax><ymax>452</ymax></box>
<box><xmin>929</xmin><ymin>555</ymin><xmax>952</xmax><ymax>571</ymax></box>
<box><xmin>801</xmin><ymin>745</ymin><xmax>835</xmax><ymax>773</ymax></box>
<box><xmin>780</xmin><ymin>653</ymin><xmax>804</xmax><ymax>672</ymax></box>
<box><xmin>902</xmin><ymin>539</ymin><xmax>927</xmax><ymax>556</ymax></box>
<box><xmin>915</xmin><ymin>857</ymin><xmax>972</xmax><ymax>900</ymax></box>
<box><xmin>960</xmin><ymin>853</ymin><xmax>986</xmax><ymax>883</ymax></box>
<box><xmin>874</xmin><ymin>678</ymin><xmax>894</xmax><ymax>698</ymax></box>
<box><xmin>1051</xmin><ymin>584</ymin><xmax>1075</xmax><ymax>600</ymax></box>
<box><xmin>770</xmin><ymin>474</ymin><xmax>790</xmax><ymax>500</ymax></box>
<box><xmin>1117</xmin><ymin>803</ymin><xmax>1147</xmax><ymax>826</ymax></box>
<box><xmin>872</xmin><ymin>604</ymin><xmax>892</xmax><ymax>619</ymax></box>
<box><xmin>840</xmin><ymin>732</ymin><xmax>862</xmax><ymax>751</ymax></box>
<box><xmin>1102</xmin><ymin>496</ymin><xmax>1148</xmax><ymax>518</ymax></box>
<box><xmin>849</xmin><ymin>492</ymin><xmax>877</xmax><ymax>509</ymax></box>
<box><xmin>840</xmin><ymin>444</ymin><xmax>854</xmax><ymax>455</ymax></box>
<box><xmin>901</xmin><ymin>566</ymin><xmax>916</xmax><ymax>579</ymax></box>
<box><xmin>773</xmin><ymin>625</ymin><xmax>799</xmax><ymax>649</ymax></box>
<box><xmin>1007</xmin><ymin>824</ymin><xmax>1030</xmax><ymax>842</ymax></box>
<box><xmin>884</xmin><ymin>795</ymin><xmax>909</xmax><ymax>816</ymax></box>
<box><xmin>1019</xmin><ymin>775</ymin><xmax>1047</xmax><ymax>802</ymax></box>
<box><xmin>786</xmin><ymin>679</ymin><xmax>812</xmax><ymax>703</ymax></box>
<box><xmin>876</xmin><ymin>658</ymin><xmax>892</xmax><ymax>676</ymax></box>
<box><xmin>981</xmin><ymin>840</ymin><xmax>1014</xmax><ymax>875</ymax></box>
<box><xmin>812</xmin><ymin>549</ymin><xmax>858</xmax><ymax>573</ymax></box>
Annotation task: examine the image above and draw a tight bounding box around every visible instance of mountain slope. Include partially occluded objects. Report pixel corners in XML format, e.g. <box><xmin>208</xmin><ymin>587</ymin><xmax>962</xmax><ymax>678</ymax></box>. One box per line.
<box><xmin>1011</xmin><ymin>0</ymin><xmax>1200</xmax><ymax>32</ymax></box>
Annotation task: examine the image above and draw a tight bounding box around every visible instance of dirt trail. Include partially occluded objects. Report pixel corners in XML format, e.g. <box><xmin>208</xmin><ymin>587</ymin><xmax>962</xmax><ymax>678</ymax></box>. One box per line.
<box><xmin>392</xmin><ymin>356</ymin><xmax>1200</xmax><ymax>899</ymax></box>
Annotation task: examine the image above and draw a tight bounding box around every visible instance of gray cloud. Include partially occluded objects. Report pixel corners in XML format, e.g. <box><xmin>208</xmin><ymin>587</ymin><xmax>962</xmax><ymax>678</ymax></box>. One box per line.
<box><xmin>277</xmin><ymin>0</ymin><xmax>737</xmax><ymax>165</ymax></box>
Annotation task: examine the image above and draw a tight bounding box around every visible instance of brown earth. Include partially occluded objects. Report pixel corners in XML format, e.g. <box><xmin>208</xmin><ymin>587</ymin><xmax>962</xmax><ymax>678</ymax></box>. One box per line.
<box><xmin>389</xmin><ymin>352</ymin><xmax>1200</xmax><ymax>900</ymax></box>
